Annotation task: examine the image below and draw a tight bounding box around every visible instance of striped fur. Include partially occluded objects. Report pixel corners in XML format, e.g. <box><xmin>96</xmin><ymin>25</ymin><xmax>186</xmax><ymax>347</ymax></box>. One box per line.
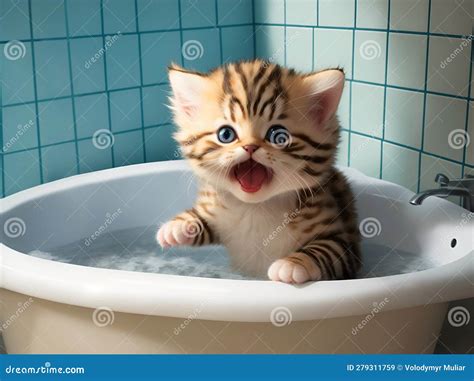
<box><xmin>157</xmin><ymin>59</ymin><xmax>361</xmax><ymax>283</ymax></box>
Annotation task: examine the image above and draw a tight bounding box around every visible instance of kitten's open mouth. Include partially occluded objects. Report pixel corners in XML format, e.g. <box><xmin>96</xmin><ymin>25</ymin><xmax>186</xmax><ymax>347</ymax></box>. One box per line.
<box><xmin>232</xmin><ymin>159</ymin><xmax>273</xmax><ymax>193</ymax></box>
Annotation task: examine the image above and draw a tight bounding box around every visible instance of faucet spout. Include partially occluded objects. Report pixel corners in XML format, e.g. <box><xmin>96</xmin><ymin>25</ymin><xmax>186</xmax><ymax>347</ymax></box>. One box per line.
<box><xmin>410</xmin><ymin>187</ymin><xmax>472</xmax><ymax>210</ymax></box>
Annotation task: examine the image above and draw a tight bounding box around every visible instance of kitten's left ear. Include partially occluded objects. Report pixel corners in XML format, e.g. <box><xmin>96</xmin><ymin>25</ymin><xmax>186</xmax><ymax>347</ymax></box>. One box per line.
<box><xmin>168</xmin><ymin>64</ymin><xmax>208</xmax><ymax>118</ymax></box>
<box><xmin>303</xmin><ymin>69</ymin><xmax>345</xmax><ymax>126</ymax></box>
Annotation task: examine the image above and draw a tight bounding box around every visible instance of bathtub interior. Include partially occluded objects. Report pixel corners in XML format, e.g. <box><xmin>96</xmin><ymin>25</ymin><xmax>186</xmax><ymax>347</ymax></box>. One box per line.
<box><xmin>2</xmin><ymin>164</ymin><xmax>472</xmax><ymax>280</ymax></box>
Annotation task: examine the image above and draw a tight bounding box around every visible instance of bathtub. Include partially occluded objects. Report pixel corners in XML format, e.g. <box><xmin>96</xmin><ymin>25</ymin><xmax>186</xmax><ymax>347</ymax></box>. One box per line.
<box><xmin>1</xmin><ymin>160</ymin><xmax>472</xmax><ymax>354</ymax></box>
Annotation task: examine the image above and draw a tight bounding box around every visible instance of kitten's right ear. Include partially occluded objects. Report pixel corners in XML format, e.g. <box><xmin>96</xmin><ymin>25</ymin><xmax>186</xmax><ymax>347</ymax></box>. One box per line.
<box><xmin>168</xmin><ymin>64</ymin><xmax>207</xmax><ymax>118</ymax></box>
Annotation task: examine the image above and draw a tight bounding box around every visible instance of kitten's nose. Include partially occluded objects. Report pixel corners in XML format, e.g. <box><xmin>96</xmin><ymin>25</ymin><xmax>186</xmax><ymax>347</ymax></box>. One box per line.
<box><xmin>243</xmin><ymin>145</ymin><xmax>260</xmax><ymax>154</ymax></box>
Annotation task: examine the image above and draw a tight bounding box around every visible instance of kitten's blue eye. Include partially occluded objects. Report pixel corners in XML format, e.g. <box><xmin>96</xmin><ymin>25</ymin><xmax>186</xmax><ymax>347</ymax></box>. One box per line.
<box><xmin>217</xmin><ymin>126</ymin><xmax>237</xmax><ymax>143</ymax></box>
<box><xmin>265</xmin><ymin>125</ymin><xmax>291</xmax><ymax>148</ymax></box>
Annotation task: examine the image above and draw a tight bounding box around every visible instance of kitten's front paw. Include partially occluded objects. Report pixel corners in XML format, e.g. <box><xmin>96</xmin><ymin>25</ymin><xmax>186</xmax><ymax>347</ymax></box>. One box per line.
<box><xmin>156</xmin><ymin>219</ymin><xmax>198</xmax><ymax>248</ymax></box>
<box><xmin>268</xmin><ymin>255</ymin><xmax>322</xmax><ymax>284</ymax></box>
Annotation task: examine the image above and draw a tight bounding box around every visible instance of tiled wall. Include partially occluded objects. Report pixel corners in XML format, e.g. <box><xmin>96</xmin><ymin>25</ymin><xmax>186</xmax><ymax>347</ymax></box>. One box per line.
<box><xmin>1</xmin><ymin>0</ymin><xmax>472</xmax><ymax>198</ymax></box>
<box><xmin>254</xmin><ymin>0</ymin><xmax>473</xmax><ymax>193</ymax></box>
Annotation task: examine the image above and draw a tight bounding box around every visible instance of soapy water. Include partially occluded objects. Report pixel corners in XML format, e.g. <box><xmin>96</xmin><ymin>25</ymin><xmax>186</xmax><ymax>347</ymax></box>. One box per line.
<box><xmin>29</xmin><ymin>226</ymin><xmax>437</xmax><ymax>280</ymax></box>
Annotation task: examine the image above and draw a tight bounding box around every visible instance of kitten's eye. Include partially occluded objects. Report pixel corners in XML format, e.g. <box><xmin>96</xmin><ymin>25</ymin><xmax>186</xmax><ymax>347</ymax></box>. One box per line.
<box><xmin>265</xmin><ymin>125</ymin><xmax>291</xmax><ymax>148</ymax></box>
<box><xmin>217</xmin><ymin>125</ymin><xmax>237</xmax><ymax>143</ymax></box>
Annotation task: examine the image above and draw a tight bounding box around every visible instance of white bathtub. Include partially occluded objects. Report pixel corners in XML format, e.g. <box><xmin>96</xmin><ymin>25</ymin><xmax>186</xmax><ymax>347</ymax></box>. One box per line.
<box><xmin>1</xmin><ymin>161</ymin><xmax>472</xmax><ymax>354</ymax></box>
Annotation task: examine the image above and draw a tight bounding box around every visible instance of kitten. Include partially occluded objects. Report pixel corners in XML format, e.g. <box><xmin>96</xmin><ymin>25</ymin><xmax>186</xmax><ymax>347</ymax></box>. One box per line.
<box><xmin>156</xmin><ymin>60</ymin><xmax>361</xmax><ymax>284</ymax></box>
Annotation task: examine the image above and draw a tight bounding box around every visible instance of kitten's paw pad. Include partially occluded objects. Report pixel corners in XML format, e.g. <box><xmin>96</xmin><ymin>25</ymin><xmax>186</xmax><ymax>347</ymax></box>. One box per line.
<box><xmin>156</xmin><ymin>219</ymin><xmax>201</xmax><ymax>248</ymax></box>
<box><xmin>268</xmin><ymin>257</ymin><xmax>321</xmax><ymax>284</ymax></box>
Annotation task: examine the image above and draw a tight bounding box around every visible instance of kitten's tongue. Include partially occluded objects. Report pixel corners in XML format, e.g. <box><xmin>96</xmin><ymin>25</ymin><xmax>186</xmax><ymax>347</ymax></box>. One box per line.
<box><xmin>234</xmin><ymin>160</ymin><xmax>268</xmax><ymax>193</ymax></box>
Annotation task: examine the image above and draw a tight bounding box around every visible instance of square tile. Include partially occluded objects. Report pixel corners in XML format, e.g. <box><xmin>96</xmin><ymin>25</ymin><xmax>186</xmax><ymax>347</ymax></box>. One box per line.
<box><xmin>38</xmin><ymin>99</ymin><xmax>75</xmax><ymax>145</ymax></box>
<box><xmin>351</xmin><ymin>82</ymin><xmax>384</xmax><ymax>138</ymax></box>
<box><xmin>314</xmin><ymin>29</ymin><xmax>353</xmax><ymax>78</ymax></box>
<box><xmin>286</xmin><ymin>27</ymin><xmax>313</xmax><ymax>72</ymax></box>
<box><xmin>75</xmin><ymin>93</ymin><xmax>109</xmax><ymax>139</ymax></box>
<box><xmin>182</xmin><ymin>29</ymin><xmax>221</xmax><ymax>71</ymax></box>
<box><xmin>389</xmin><ymin>0</ymin><xmax>429</xmax><ymax>32</ymax></box>
<box><xmin>349</xmin><ymin>133</ymin><xmax>381</xmax><ymax>178</ymax></box>
<box><xmin>337</xmin><ymin>81</ymin><xmax>350</xmax><ymax>129</ymax></box>
<box><xmin>427</xmin><ymin>36</ymin><xmax>471</xmax><ymax>97</ymax></box>
<box><xmin>319</xmin><ymin>0</ymin><xmax>355</xmax><ymax>27</ymax></box>
<box><xmin>1</xmin><ymin>41</ymin><xmax>35</xmax><ymax>105</ymax></box>
<box><xmin>466</xmin><ymin>103</ymin><xmax>473</xmax><ymax>166</ymax></box>
<box><xmin>78</xmin><ymin>139</ymin><xmax>113</xmax><ymax>173</ymax></box>
<box><xmin>356</xmin><ymin>0</ymin><xmax>388</xmax><ymax>29</ymax></box>
<box><xmin>382</xmin><ymin>142</ymin><xmax>419</xmax><ymax>191</ymax></box>
<box><xmin>70</xmin><ymin>37</ymin><xmax>106</xmax><ymax>94</ymax></box>
<box><xmin>67</xmin><ymin>0</ymin><xmax>102</xmax><ymax>36</ymax></box>
<box><xmin>2</xmin><ymin>104</ymin><xmax>38</xmax><ymax>153</ymax></box>
<box><xmin>336</xmin><ymin>130</ymin><xmax>349</xmax><ymax>166</ymax></box>
<box><xmin>255</xmin><ymin>26</ymin><xmax>285</xmax><ymax>65</ymax></box>
<box><xmin>0</xmin><ymin>0</ymin><xmax>31</xmax><ymax>40</ymax></box>
<box><xmin>4</xmin><ymin>149</ymin><xmax>42</xmax><ymax>196</ymax></box>
<box><xmin>424</xmin><ymin>94</ymin><xmax>466</xmax><ymax>162</ymax></box>
<box><xmin>430</xmin><ymin>0</ymin><xmax>472</xmax><ymax>36</ymax></box>
<box><xmin>141</xmin><ymin>31</ymin><xmax>181</xmax><ymax>85</ymax></box>
<box><xmin>106</xmin><ymin>34</ymin><xmax>140</xmax><ymax>90</ymax></box>
<box><xmin>145</xmin><ymin>124</ymin><xmax>179</xmax><ymax>162</ymax></box>
<box><xmin>41</xmin><ymin>142</ymin><xmax>78</xmax><ymax>182</ymax></box>
<box><xmin>419</xmin><ymin>154</ymin><xmax>461</xmax><ymax>191</ymax></box>
<box><xmin>142</xmin><ymin>85</ymin><xmax>171</xmax><ymax>126</ymax></box>
<box><xmin>286</xmin><ymin>0</ymin><xmax>317</xmax><ymax>26</ymax></box>
<box><xmin>221</xmin><ymin>26</ymin><xmax>254</xmax><ymax>63</ymax></box>
<box><xmin>137</xmin><ymin>0</ymin><xmax>180</xmax><ymax>31</ymax></box>
<box><xmin>35</xmin><ymin>40</ymin><xmax>71</xmax><ymax>100</ymax></box>
<box><xmin>103</xmin><ymin>0</ymin><xmax>136</xmax><ymax>34</ymax></box>
<box><xmin>353</xmin><ymin>30</ymin><xmax>387</xmax><ymax>83</ymax></box>
<box><xmin>31</xmin><ymin>0</ymin><xmax>66</xmax><ymax>38</ymax></box>
<box><xmin>218</xmin><ymin>0</ymin><xmax>253</xmax><ymax>26</ymax></box>
<box><xmin>387</xmin><ymin>33</ymin><xmax>427</xmax><ymax>90</ymax></box>
<box><xmin>110</xmin><ymin>89</ymin><xmax>142</xmax><ymax>132</ymax></box>
<box><xmin>385</xmin><ymin>88</ymin><xmax>423</xmax><ymax>149</ymax></box>
<box><xmin>254</xmin><ymin>0</ymin><xmax>284</xmax><ymax>24</ymax></box>
<box><xmin>113</xmin><ymin>130</ymin><xmax>144</xmax><ymax>166</ymax></box>
<box><xmin>181</xmin><ymin>0</ymin><xmax>216</xmax><ymax>28</ymax></box>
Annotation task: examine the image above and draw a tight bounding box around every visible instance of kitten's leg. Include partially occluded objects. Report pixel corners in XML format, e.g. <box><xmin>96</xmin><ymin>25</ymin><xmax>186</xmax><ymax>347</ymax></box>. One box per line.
<box><xmin>157</xmin><ymin>208</ymin><xmax>216</xmax><ymax>248</ymax></box>
<box><xmin>268</xmin><ymin>237</ymin><xmax>359</xmax><ymax>284</ymax></box>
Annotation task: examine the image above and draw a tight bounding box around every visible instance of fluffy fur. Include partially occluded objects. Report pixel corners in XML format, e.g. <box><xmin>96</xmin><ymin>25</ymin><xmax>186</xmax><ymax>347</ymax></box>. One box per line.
<box><xmin>156</xmin><ymin>59</ymin><xmax>361</xmax><ymax>284</ymax></box>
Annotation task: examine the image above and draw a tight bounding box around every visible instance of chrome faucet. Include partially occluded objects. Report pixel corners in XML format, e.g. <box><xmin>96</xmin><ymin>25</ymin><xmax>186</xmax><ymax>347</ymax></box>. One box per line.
<box><xmin>409</xmin><ymin>173</ymin><xmax>474</xmax><ymax>212</ymax></box>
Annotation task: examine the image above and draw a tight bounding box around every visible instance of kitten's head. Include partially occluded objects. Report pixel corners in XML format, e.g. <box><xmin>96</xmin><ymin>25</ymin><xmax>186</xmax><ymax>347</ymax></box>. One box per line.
<box><xmin>169</xmin><ymin>60</ymin><xmax>344</xmax><ymax>203</ymax></box>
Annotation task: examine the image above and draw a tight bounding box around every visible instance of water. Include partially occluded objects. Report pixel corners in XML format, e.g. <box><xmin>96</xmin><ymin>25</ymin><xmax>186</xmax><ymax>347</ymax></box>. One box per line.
<box><xmin>29</xmin><ymin>226</ymin><xmax>438</xmax><ymax>280</ymax></box>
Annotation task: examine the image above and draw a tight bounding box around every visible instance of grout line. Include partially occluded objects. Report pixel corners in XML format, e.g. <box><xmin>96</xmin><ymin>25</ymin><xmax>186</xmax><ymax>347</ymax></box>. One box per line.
<box><xmin>348</xmin><ymin>0</ymin><xmax>357</xmax><ymax>166</ymax></box>
<box><xmin>460</xmin><ymin>38</ymin><xmax>473</xmax><ymax>177</ymax></box>
<box><xmin>178</xmin><ymin>0</ymin><xmax>184</xmax><ymax>66</ymax></box>
<box><xmin>217</xmin><ymin>0</ymin><xmax>223</xmax><ymax>63</ymax></box>
<box><xmin>283</xmin><ymin>0</ymin><xmax>287</xmax><ymax>66</ymax></box>
<box><xmin>251</xmin><ymin>0</ymin><xmax>257</xmax><ymax>57</ymax></box>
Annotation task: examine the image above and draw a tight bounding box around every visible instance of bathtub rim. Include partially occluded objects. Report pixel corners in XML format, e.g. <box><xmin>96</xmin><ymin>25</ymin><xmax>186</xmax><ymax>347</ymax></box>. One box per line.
<box><xmin>1</xmin><ymin>161</ymin><xmax>473</xmax><ymax>322</ymax></box>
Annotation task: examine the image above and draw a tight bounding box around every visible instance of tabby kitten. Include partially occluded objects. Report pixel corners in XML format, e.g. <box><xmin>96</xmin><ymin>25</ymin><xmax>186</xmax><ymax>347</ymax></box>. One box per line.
<box><xmin>157</xmin><ymin>60</ymin><xmax>361</xmax><ymax>284</ymax></box>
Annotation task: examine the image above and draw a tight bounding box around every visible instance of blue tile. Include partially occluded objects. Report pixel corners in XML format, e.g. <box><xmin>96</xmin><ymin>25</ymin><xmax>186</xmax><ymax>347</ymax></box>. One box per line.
<box><xmin>382</xmin><ymin>143</ymin><xmax>419</xmax><ymax>191</ymax></box>
<box><xmin>137</xmin><ymin>0</ymin><xmax>180</xmax><ymax>31</ymax></box>
<box><xmin>314</xmin><ymin>29</ymin><xmax>353</xmax><ymax>78</ymax></box>
<box><xmin>0</xmin><ymin>0</ymin><xmax>31</xmax><ymax>40</ymax></box>
<box><xmin>67</xmin><ymin>0</ymin><xmax>102</xmax><ymax>36</ymax></box>
<box><xmin>181</xmin><ymin>0</ymin><xmax>216</xmax><ymax>28</ymax></box>
<box><xmin>285</xmin><ymin>0</ymin><xmax>317</xmax><ymax>26</ymax></box>
<box><xmin>41</xmin><ymin>142</ymin><xmax>78</xmax><ymax>182</ymax></box>
<box><xmin>356</xmin><ymin>0</ymin><xmax>388</xmax><ymax>29</ymax></box>
<box><xmin>38</xmin><ymin>99</ymin><xmax>75</xmax><ymax>145</ymax></box>
<box><xmin>1</xmin><ymin>41</ymin><xmax>35</xmax><ymax>105</ymax></box>
<box><xmin>70</xmin><ymin>37</ymin><xmax>106</xmax><ymax>94</ymax></box>
<box><xmin>142</xmin><ymin>85</ymin><xmax>171</xmax><ymax>126</ymax></box>
<box><xmin>78</xmin><ymin>139</ymin><xmax>113</xmax><ymax>173</ymax></box>
<box><xmin>221</xmin><ymin>26</ymin><xmax>254</xmax><ymax>63</ymax></box>
<box><xmin>113</xmin><ymin>130</ymin><xmax>144</xmax><ymax>166</ymax></box>
<box><xmin>31</xmin><ymin>0</ymin><xmax>67</xmax><ymax>38</ymax></box>
<box><xmin>351</xmin><ymin>82</ymin><xmax>384</xmax><ymax>138</ymax></box>
<box><xmin>254</xmin><ymin>0</ymin><xmax>284</xmax><ymax>24</ymax></box>
<box><xmin>106</xmin><ymin>34</ymin><xmax>140</xmax><ymax>90</ymax></box>
<box><xmin>110</xmin><ymin>88</ymin><xmax>142</xmax><ymax>132</ymax></box>
<box><xmin>182</xmin><ymin>29</ymin><xmax>220</xmax><ymax>71</ymax></box>
<box><xmin>353</xmin><ymin>30</ymin><xmax>387</xmax><ymax>84</ymax></box>
<box><xmin>349</xmin><ymin>133</ymin><xmax>381</xmax><ymax>178</ymax></box>
<box><xmin>4</xmin><ymin>149</ymin><xmax>42</xmax><ymax>195</ymax></box>
<box><xmin>35</xmin><ymin>40</ymin><xmax>71</xmax><ymax>100</ymax></box>
<box><xmin>103</xmin><ymin>0</ymin><xmax>136</xmax><ymax>34</ymax></box>
<box><xmin>286</xmin><ymin>27</ymin><xmax>313</xmax><ymax>72</ymax></box>
<box><xmin>74</xmin><ymin>93</ymin><xmax>109</xmax><ymax>138</ymax></box>
<box><xmin>0</xmin><ymin>155</ymin><xmax>3</xmax><ymax>198</ymax></box>
<box><xmin>255</xmin><ymin>26</ymin><xmax>285</xmax><ymax>65</ymax></box>
<box><xmin>218</xmin><ymin>0</ymin><xmax>253</xmax><ymax>26</ymax></box>
<box><xmin>141</xmin><ymin>31</ymin><xmax>181</xmax><ymax>85</ymax></box>
<box><xmin>319</xmin><ymin>0</ymin><xmax>355</xmax><ymax>27</ymax></box>
<box><xmin>144</xmin><ymin>124</ymin><xmax>179</xmax><ymax>162</ymax></box>
<box><xmin>2</xmin><ymin>104</ymin><xmax>38</xmax><ymax>153</ymax></box>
